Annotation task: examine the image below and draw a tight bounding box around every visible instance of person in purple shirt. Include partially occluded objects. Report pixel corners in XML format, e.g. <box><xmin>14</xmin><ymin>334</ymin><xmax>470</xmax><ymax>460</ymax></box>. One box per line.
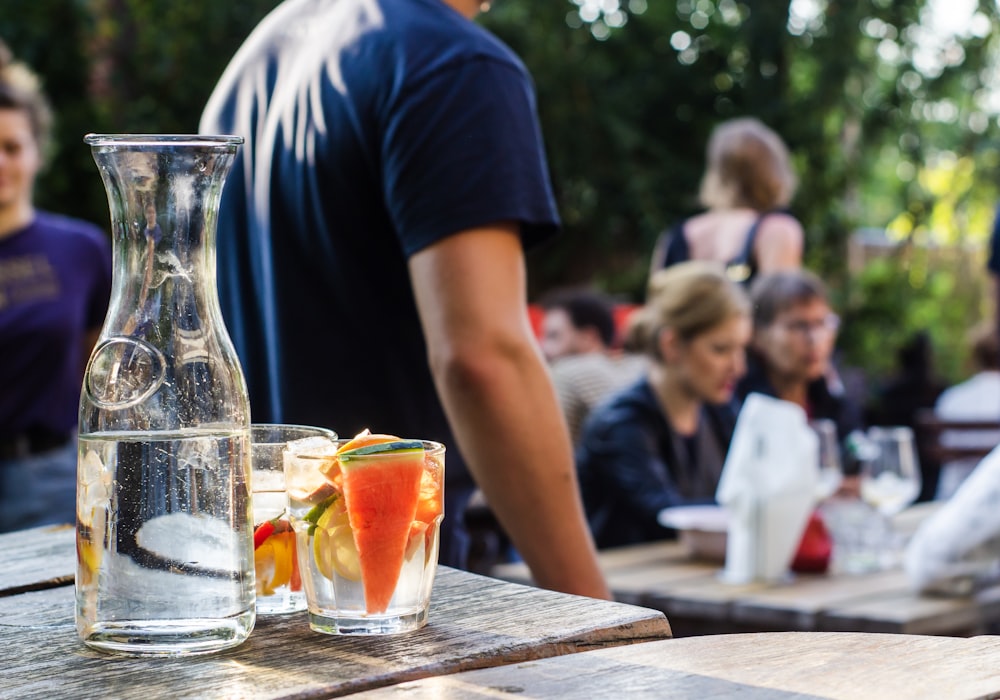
<box><xmin>0</xmin><ymin>44</ymin><xmax>112</xmax><ymax>532</ymax></box>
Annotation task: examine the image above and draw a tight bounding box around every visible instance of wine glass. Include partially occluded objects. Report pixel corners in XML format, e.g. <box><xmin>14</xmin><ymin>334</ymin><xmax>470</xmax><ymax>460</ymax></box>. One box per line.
<box><xmin>810</xmin><ymin>419</ymin><xmax>843</xmax><ymax>501</ymax></box>
<box><xmin>860</xmin><ymin>426</ymin><xmax>922</xmax><ymax>517</ymax></box>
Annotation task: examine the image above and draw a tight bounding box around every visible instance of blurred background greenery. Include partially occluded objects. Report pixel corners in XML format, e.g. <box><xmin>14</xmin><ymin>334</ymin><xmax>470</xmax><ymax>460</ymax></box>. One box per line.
<box><xmin>2</xmin><ymin>0</ymin><xmax>999</xmax><ymax>404</ymax></box>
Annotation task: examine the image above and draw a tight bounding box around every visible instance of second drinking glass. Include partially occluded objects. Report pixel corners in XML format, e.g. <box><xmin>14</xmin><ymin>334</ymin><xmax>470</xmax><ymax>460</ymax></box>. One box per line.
<box><xmin>251</xmin><ymin>424</ymin><xmax>337</xmax><ymax>615</ymax></box>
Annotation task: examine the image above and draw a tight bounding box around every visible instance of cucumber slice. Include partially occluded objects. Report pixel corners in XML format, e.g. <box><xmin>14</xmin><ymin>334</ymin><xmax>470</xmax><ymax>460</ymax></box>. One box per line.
<box><xmin>338</xmin><ymin>440</ymin><xmax>423</xmax><ymax>459</ymax></box>
<box><xmin>303</xmin><ymin>492</ymin><xmax>339</xmax><ymax>535</ymax></box>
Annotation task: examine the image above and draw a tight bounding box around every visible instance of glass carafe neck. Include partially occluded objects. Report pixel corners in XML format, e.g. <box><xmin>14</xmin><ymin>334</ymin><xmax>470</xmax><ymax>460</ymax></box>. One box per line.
<box><xmin>82</xmin><ymin>135</ymin><xmax>247</xmax><ymax>432</ymax></box>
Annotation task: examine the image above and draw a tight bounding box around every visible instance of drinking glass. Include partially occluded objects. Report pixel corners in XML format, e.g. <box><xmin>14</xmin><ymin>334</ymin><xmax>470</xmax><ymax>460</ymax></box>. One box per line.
<box><xmin>810</xmin><ymin>418</ymin><xmax>842</xmax><ymax>501</ymax></box>
<box><xmin>861</xmin><ymin>426</ymin><xmax>922</xmax><ymax>517</ymax></box>
<box><xmin>284</xmin><ymin>437</ymin><xmax>444</xmax><ymax>635</ymax></box>
<box><xmin>251</xmin><ymin>424</ymin><xmax>336</xmax><ymax>615</ymax></box>
<box><xmin>819</xmin><ymin>497</ymin><xmax>891</xmax><ymax>574</ymax></box>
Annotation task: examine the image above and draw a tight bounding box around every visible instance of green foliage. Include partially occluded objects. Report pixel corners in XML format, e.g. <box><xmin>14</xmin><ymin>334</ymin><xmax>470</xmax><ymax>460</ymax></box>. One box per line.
<box><xmin>483</xmin><ymin>0</ymin><xmax>1000</xmax><ymax>302</ymax></box>
<box><xmin>0</xmin><ymin>0</ymin><xmax>282</xmax><ymax>228</ymax></box>
<box><xmin>1</xmin><ymin>0</ymin><xmax>104</xmax><ymax>228</ymax></box>
<box><xmin>481</xmin><ymin>0</ymin><xmax>1000</xmax><ymax>380</ymax></box>
<box><xmin>4</xmin><ymin>0</ymin><xmax>999</xmax><ymax>384</ymax></box>
<box><xmin>837</xmin><ymin>244</ymin><xmax>989</xmax><ymax>390</ymax></box>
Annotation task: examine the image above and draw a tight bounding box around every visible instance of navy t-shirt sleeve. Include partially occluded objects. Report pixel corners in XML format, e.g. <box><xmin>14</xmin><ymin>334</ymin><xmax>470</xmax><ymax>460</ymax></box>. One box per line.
<box><xmin>381</xmin><ymin>57</ymin><xmax>559</xmax><ymax>257</ymax></box>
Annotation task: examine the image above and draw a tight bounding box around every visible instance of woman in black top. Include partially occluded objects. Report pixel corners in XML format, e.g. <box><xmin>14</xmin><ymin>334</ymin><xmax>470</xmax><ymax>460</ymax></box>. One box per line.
<box><xmin>577</xmin><ymin>262</ymin><xmax>751</xmax><ymax>549</ymax></box>
<box><xmin>651</xmin><ymin>117</ymin><xmax>804</xmax><ymax>287</ymax></box>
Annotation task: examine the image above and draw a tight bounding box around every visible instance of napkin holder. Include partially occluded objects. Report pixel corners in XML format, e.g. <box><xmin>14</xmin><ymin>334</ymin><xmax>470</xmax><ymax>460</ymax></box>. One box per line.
<box><xmin>717</xmin><ymin>393</ymin><xmax>819</xmax><ymax>584</ymax></box>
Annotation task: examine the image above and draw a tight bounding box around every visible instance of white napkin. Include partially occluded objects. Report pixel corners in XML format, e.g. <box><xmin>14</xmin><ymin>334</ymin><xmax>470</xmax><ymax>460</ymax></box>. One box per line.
<box><xmin>904</xmin><ymin>445</ymin><xmax>1000</xmax><ymax>595</ymax></box>
<box><xmin>716</xmin><ymin>393</ymin><xmax>819</xmax><ymax>583</ymax></box>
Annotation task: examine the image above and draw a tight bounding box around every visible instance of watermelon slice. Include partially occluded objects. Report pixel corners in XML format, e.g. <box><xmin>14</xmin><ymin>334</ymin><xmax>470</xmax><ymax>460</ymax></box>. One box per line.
<box><xmin>339</xmin><ymin>445</ymin><xmax>424</xmax><ymax>614</ymax></box>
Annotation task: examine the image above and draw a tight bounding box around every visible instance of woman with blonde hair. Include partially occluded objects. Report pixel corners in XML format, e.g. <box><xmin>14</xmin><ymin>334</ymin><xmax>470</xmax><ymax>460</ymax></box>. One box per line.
<box><xmin>576</xmin><ymin>262</ymin><xmax>751</xmax><ymax>548</ymax></box>
<box><xmin>651</xmin><ymin>117</ymin><xmax>803</xmax><ymax>286</ymax></box>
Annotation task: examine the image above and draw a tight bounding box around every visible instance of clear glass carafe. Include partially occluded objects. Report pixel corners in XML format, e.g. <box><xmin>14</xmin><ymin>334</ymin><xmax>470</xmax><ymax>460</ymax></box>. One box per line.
<box><xmin>76</xmin><ymin>135</ymin><xmax>254</xmax><ymax>656</ymax></box>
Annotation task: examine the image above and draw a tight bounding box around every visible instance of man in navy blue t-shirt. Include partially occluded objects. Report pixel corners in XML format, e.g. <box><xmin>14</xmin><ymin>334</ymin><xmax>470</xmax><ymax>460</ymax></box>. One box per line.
<box><xmin>201</xmin><ymin>0</ymin><xmax>609</xmax><ymax>598</ymax></box>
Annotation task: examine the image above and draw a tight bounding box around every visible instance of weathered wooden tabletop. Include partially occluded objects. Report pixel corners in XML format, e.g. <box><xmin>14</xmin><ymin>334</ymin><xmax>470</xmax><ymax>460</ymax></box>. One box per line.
<box><xmin>0</xmin><ymin>523</ymin><xmax>75</xmax><ymax>595</ymax></box>
<box><xmin>0</xmin><ymin>525</ymin><xmax>671</xmax><ymax>699</ymax></box>
<box><xmin>348</xmin><ymin>631</ymin><xmax>1000</xmax><ymax>699</ymax></box>
<box><xmin>492</xmin><ymin>502</ymin><xmax>1000</xmax><ymax>637</ymax></box>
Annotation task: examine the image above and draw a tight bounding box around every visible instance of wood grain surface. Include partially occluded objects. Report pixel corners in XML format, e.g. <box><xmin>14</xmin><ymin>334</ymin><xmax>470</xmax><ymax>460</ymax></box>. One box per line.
<box><xmin>0</xmin><ymin>567</ymin><xmax>671</xmax><ymax>699</ymax></box>
<box><xmin>348</xmin><ymin>631</ymin><xmax>1000</xmax><ymax>700</ymax></box>
<box><xmin>0</xmin><ymin>524</ymin><xmax>75</xmax><ymax>596</ymax></box>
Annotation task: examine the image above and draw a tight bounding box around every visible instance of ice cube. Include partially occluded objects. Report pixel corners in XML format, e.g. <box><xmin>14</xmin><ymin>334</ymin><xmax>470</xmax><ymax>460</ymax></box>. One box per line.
<box><xmin>285</xmin><ymin>435</ymin><xmax>339</xmax><ymax>456</ymax></box>
<box><xmin>283</xmin><ymin>436</ymin><xmax>340</xmax><ymax>503</ymax></box>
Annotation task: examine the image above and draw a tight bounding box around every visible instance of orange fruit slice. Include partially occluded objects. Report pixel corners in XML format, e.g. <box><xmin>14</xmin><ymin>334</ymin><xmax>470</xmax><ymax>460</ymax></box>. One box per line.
<box><xmin>336</xmin><ymin>429</ymin><xmax>401</xmax><ymax>454</ymax></box>
<box><xmin>317</xmin><ymin>430</ymin><xmax>399</xmax><ymax>485</ymax></box>
<box><xmin>255</xmin><ymin>530</ymin><xmax>295</xmax><ymax>595</ymax></box>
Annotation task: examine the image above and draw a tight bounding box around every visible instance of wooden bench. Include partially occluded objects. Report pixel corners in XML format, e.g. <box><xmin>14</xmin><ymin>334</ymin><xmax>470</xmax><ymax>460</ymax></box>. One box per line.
<box><xmin>914</xmin><ymin>408</ymin><xmax>1000</xmax><ymax>464</ymax></box>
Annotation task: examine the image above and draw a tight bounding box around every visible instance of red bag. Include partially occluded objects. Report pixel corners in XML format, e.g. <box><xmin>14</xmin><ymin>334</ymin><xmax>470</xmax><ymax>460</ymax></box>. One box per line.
<box><xmin>791</xmin><ymin>510</ymin><xmax>832</xmax><ymax>573</ymax></box>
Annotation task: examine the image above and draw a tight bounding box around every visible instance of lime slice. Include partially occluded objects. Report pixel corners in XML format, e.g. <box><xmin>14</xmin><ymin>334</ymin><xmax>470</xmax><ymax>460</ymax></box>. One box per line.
<box><xmin>303</xmin><ymin>492</ymin><xmax>339</xmax><ymax>535</ymax></box>
<box><xmin>312</xmin><ymin>501</ymin><xmax>361</xmax><ymax>581</ymax></box>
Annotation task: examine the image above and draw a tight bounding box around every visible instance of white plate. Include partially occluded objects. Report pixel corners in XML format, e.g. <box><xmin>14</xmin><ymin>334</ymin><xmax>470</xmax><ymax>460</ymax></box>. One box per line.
<box><xmin>658</xmin><ymin>505</ymin><xmax>729</xmax><ymax>562</ymax></box>
<box><xmin>657</xmin><ymin>504</ymin><xmax>729</xmax><ymax>532</ymax></box>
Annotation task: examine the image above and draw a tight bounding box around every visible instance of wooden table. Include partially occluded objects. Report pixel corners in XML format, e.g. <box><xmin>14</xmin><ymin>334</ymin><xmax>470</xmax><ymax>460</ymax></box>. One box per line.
<box><xmin>493</xmin><ymin>503</ymin><xmax>1000</xmax><ymax>637</ymax></box>
<box><xmin>348</xmin><ymin>632</ymin><xmax>1000</xmax><ymax>699</ymax></box>
<box><xmin>0</xmin><ymin>525</ymin><xmax>671</xmax><ymax>699</ymax></box>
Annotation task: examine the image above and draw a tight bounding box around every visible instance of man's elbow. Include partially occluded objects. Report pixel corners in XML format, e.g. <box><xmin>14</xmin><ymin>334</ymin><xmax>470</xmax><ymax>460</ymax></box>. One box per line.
<box><xmin>428</xmin><ymin>334</ymin><xmax>536</xmax><ymax>395</ymax></box>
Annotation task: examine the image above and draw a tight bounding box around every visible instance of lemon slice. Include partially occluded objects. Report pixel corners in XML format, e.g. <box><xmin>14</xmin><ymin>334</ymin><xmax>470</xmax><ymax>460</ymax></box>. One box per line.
<box><xmin>255</xmin><ymin>539</ymin><xmax>278</xmax><ymax>595</ymax></box>
<box><xmin>255</xmin><ymin>530</ymin><xmax>296</xmax><ymax>595</ymax></box>
<box><xmin>312</xmin><ymin>501</ymin><xmax>361</xmax><ymax>582</ymax></box>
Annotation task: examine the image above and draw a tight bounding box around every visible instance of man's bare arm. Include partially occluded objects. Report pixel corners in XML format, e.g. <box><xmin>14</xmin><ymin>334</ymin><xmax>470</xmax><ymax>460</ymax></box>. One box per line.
<box><xmin>409</xmin><ymin>224</ymin><xmax>611</xmax><ymax>600</ymax></box>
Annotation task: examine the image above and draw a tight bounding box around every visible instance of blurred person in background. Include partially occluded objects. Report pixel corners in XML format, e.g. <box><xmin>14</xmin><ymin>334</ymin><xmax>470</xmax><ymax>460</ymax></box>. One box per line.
<box><xmin>201</xmin><ymin>0</ymin><xmax>609</xmax><ymax>598</ymax></box>
<box><xmin>539</xmin><ymin>287</ymin><xmax>646</xmax><ymax>446</ymax></box>
<box><xmin>651</xmin><ymin>117</ymin><xmax>803</xmax><ymax>287</ymax></box>
<box><xmin>989</xmin><ymin>205</ymin><xmax>1000</xmax><ymax>355</ymax></box>
<box><xmin>868</xmin><ymin>331</ymin><xmax>944</xmax><ymax>430</ymax></box>
<box><xmin>867</xmin><ymin>331</ymin><xmax>945</xmax><ymax>500</ymax></box>
<box><xmin>539</xmin><ymin>287</ymin><xmax>616</xmax><ymax>363</ymax></box>
<box><xmin>0</xmin><ymin>41</ymin><xmax>112</xmax><ymax>532</ymax></box>
<box><xmin>739</xmin><ymin>270</ymin><xmax>863</xmax><ymax>484</ymax></box>
<box><xmin>933</xmin><ymin>321</ymin><xmax>1000</xmax><ymax>500</ymax></box>
<box><xmin>576</xmin><ymin>262</ymin><xmax>751</xmax><ymax>549</ymax></box>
